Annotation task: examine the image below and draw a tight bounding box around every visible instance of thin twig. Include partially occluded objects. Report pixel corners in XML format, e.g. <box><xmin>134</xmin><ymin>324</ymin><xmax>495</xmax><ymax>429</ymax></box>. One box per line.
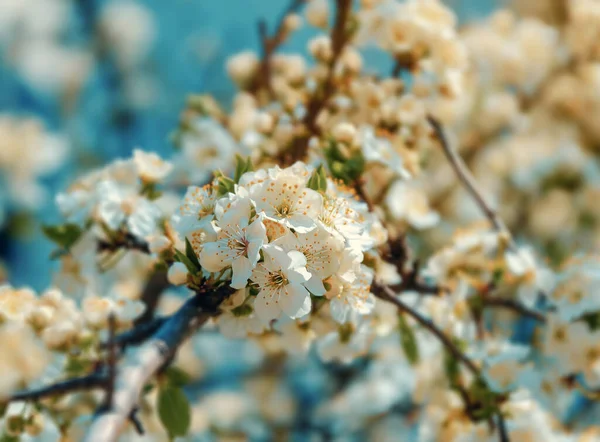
<box><xmin>251</xmin><ymin>0</ymin><xmax>307</xmax><ymax>95</ymax></box>
<box><xmin>9</xmin><ymin>373</ymin><xmax>107</xmax><ymax>402</ymax></box>
<box><xmin>483</xmin><ymin>297</ymin><xmax>546</xmax><ymax>323</ymax></box>
<box><xmin>372</xmin><ymin>283</ymin><xmax>480</xmax><ymax>375</ymax></box>
<box><xmin>134</xmin><ymin>269</ymin><xmax>170</xmax><ymax>326</ymax></box>
<box><xmin>373</xmin><ymin>283</ymin><xmax>511</xmax><ymax>442</ymax></box>
<box><xmin>427</xmin><ymin>115</ymin><xmax>517</xmax><ymax>251</ymax></box>
<box><xmin>101</xmin><ymin>316</ymin><xmax>168</xmax><ymax>350</ymax></box>
<box><xmin>103</xmin><ymin>313</ymin><xmax>118</xmax><ymax>410</ymax></box>
<box><xmin>281</xmin><ymin>0</ymin><xmax>353</xmax><ymax>165</ymax></box>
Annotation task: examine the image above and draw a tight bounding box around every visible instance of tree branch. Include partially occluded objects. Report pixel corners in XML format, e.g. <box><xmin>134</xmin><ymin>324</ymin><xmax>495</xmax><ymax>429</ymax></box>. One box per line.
<box><xmin>482</xmin><ymin>297</ymin><xmax>546</xmax><ymax>323</ymax></box>
<box><xmin>281</xmin><ymin>0</ymin><xmax>353</xmax><ymax>165</ymax></box>
<box><xmin>251</xmin><ymin>0</ymin><xmax>307</xmax><ymax>96</ymax></box>
<box><xmin>84</xmin><ymin>286</ymin><xmax>232</xmax><ymax>441</ymax></box>
<box><xmin>427</xmin><ymin>116</ymin><xmax>517</xmax><ymax>251</ymax></box>
<box><xmin>9</xmin><ymin>373</ymin><xmax>107</xmax><ymax>402</ymax></box>
<box><xmin>372</xmin><ymin>282</ymin><xmax>480</xmax><ymax>375</ymax></box>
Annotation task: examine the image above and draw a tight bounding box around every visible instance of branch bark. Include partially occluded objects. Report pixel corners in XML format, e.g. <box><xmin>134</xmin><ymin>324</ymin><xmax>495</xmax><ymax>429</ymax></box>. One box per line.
<box><xmin>84</xmin><ymin>287</ymin><xmax>229</xmax><ymax>441</ymax></box>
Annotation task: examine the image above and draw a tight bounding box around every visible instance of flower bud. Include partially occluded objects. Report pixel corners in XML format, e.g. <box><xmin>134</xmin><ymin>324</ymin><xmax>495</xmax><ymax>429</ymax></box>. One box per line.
<box><xmin>168</xmin><ymin>262</ymin><xmax>189</xmax><ymax>285</ymax></box>
<box><xmin>226</xmin><ymin>51</ymin><xmax>259</xmax><ymax>87</ymax></box>
<box><xmin>306</xmin><ymin>0</ymin><xmax>329</xmax><ymax>28</ymax></box>
<box><xmin>332</xmin><ymin>122</ymin><xmax>357</xmax><ymax>144</ymax></box>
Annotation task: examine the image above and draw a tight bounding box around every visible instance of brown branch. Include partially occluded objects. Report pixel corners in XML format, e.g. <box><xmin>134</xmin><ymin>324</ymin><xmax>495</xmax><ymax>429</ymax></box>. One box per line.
<box><xmin>97</xmin><ymin>234</ymin><xmax>150</xmax><ymax>254</ymax></box>
<box><xmin>373</xmin><ymin>282</ymin><xmax>511</xmax><ymax>442</ymax></box>
<box><xmin>84</xmin><ymin>285</ymin><xmax>233</xmax><ymax>441</ymax></box>
<box><xmin>427</xmin><ymin>115</ymin><xmax>517</xmax><ymax>251</ymax></box>
<box><xmin>280</xmin><ymin>0</ymin><xmax>353</xmax><ymax>165</ymax></box>
<box><xmin>9</xmin><ymin>373</ymin><xmax>107</xmax><ymax>403</ymax></box>
<box><xmin>134</xmin><ymin>268</ymin><xmax>170</xmax><ymax>326</ymax></box>
<box><xmin>482</xmin><ymin>297</ymin><xmax>546</xmax><ymax>323</ymax></box>
<box><xmin>372</xmin><ymin>282</ymin><xmax>480</xmax><ymax>375</ymax></box>
<box><xmin>251</xmin><ymin>0</ymin><xmax>307</xmax><ymax>96</ymax></box>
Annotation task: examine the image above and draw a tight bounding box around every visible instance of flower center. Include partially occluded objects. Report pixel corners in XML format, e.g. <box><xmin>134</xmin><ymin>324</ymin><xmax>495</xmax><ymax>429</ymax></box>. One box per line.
<box><xmin>268</xmin><ymin>270</ymin><xmax>288</xmax><ymax>288</ymax></box>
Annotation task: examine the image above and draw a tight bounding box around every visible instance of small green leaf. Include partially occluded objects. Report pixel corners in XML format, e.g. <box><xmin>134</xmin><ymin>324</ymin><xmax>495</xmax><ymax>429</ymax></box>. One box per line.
<box><xmin>231</xmin><ymin>304</ymin><xmax>253</xmax><ymax>317</ymax></box>
<box><xmin>42</xmin><ymin>224</ymin><xmax>83</xmax><ymax>250</ymax></box>
<box><xmin>234</xmin><ymin>155</ymin><xmax>254</xmax><ymax>183</ymax></box>
<box><xmin>398</xmin><ymin>313</ymin><xmax>419</xmax><ymax>365</ymax></box>
<box><xmin>324</xmin><ymin>139</ymin><xmax>365</xmax><ymax>184</ymax></box>
<box><xmin>216</xmin><ymin>176</ymin><xmax>235</xmax><ymax>196</ymax></box>
<box><xmin>165</xmin><ymin>366</ymin><xmax>191</xmax><ymax>387</ymax></box>
<box><xmin>174</xmin><ymin>249</ymin><xmax>200</xmax><ymax>274</ymax></box>
<box><xmin>444</xmin><ymin>338</ymin><xmax>466</xmax><ymax>388</ymax></box>
<box><xmin>185</xmin><ymin>238</ymin><xmax>201</xmax><ymax>271</ymax></box>
<box><xmin>157</xmin><ymin>386</ymin><xmax>191</xmax><ymax>439</ymax></box>
<box><xmin>141</xmin><ymin>182</ymin><xmax>162</xmax><ymax>200</ymax></box>
<box><xmin>307</xmin><ymin>165</ymin><xmax>328</xmax><ymax>193</ymax></box>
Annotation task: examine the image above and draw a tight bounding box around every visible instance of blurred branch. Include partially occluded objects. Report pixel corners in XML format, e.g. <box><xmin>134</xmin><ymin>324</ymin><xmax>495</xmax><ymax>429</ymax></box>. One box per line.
<box><xmin>427</xmin><ymin>116</ymin><xmax>517</xmax><ymax>251</ymax></box>
<box><xmin>84</xmin><ymin>286</ymin><xmax>232</xmax><ymax>441</ymax></box>
<box><xmin>252</xmin><ymin>0</ymin><xmax>308</xmax><ymax>96</ymax></box>
<box><xmin>482</xmin><ymin>297</ymin><xmax>546</xmax><ymax>323</ymax></box>
<box><xmin>281</xmin><ymin>0</ymin><xmax>354</xmax><ymax>165</ymax></box>
<box><xmin>9</xmin><ymin>373</ymin><xmax>107</xmax><ymax>403</ymax></box>
<box><xmin>372</xmin><ymin>283</ymin><xmax>479</xmax><ymax>375</ymax></box>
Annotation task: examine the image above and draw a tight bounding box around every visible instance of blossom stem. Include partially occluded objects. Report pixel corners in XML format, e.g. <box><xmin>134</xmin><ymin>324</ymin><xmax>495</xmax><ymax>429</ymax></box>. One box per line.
<box><xmin>427</xmin><ymin>116</ymin><xmax>517</xmax><ymax>251</ymax></box>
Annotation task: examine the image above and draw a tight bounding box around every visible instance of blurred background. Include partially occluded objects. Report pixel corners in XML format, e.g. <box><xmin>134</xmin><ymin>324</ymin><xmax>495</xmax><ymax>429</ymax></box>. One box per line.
<box><xmin>0</xmin><ymin>0</ymin><xmax>499</xmax><ymax>289</ymax></box>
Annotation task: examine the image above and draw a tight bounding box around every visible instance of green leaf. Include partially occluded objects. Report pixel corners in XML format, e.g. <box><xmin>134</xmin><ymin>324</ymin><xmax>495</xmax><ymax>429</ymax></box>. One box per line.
<box><xmin>398</xmin><ymin>313</ymin><xmax>419</xmax><ymax>365</ymax></box>
<box><xmin>174</xmin><ymin>249</ymin><xmax>200</xmax><ymax>274</ymax></box>
<box><xmin>231</xmin><ymin>304</ymin><xmax>253</xmax><ymax>317</ymax></box>
<box><xmin>42</xmin><ymin>224</ymin><xmax>83</xmax><ymax>250</ymax></box>
<box><xmin>324</xmin><ymin>139</ymin><xmax>365</xmax><ymax>184</ymax></box>
<box><xmin>444</xmin><ymin>338</ymin><xmax>466</xmax><ymax>388</ymax></box>
<box><xmin>157</xmin><ymin>386</ymin><xmax>191</xmax><ymax>439</ymax></box>
<box><xmin>185</xmin><ymin>238</ymin><xmax>201</xmax><ymax>271</ymax></box>
<box><xmin>234</xmin><ymin>155</ymin><xmax>254</xmax><ymax>183</ymax></box>
<box><xmin>307</xmin><ymin>165</ymin><xmax>328</xmax><ymax>193</ymax></box>
<box><xmin>216</xmin><ymin>176</ymin><xmax>235</xmax><ymax>196</ymax></box>
<box><xmin>164</xmin><ymin>366</ymin><xmax>191</xmax><ymax>387</ymax></box>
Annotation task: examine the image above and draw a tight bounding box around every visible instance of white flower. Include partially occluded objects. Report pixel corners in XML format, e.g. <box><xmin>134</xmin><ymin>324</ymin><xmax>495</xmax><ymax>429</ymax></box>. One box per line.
<box><xmin>200</xmin><ymin>213</ymin><xmax>267</xmax><ymax>289</ymax></box>
<box><xmin>327</xmin><ymin>265</ymin><xmax>375</xmax><ymax>324</ymax></box>
<box><xmin>319</xmin><ymin>189</ymin><xmax>372</xmax><ymax>253</ymax></box>
<box><xmin>317</xmin><ymin>320</ymin><xmax>373</xmax><ymax>363</ymax></box>
<box><xmin>174</xmin><ymin>118</ymin><xmax>241</xmax><ymax>184</ymax></box>
<box><xmin>273</xmin><ymin>227</ymin><xmax>343</xmax><ymax>295</ymax></box>
<box><xmin>248</xmin><ymin>165</ymin><xmax>323</xmax><ymax>233</ymax></box>
<box><xmin>167</xmin><ymin>262</ymin><xmax>189</xmax><ymax>286</ymax></box>
<box><xmin>251</xmin><ymin>244</ymin><xmax>312</xmax><ymax>323</ymax></box>
<box><xmin>173</xmin><ymin>185</ymin><xmax>216</xmax><ymax>234</ymax></box>
<box><xmin>217</xmin><ymin>289</ymin><xmax>265</xmax><ymax>338</ymax></box>
<box><xmin>0</xmin><ymin>323</ymin><xmax>50</xmax><ymax>399</ymax></box>
<box><xmin>133</xmin><ymin>149</ymin><xmax>173</xmax><ymax>182</ymax></box>
<box><xmin>505</xmin><ymin>246</ymin><xmax>555</xmax><ymax>307</ymax></box>
<box><xmin>82</xmin><ymin>295</ymin><xmax>144</xmax><ymax>328</ymax></box>
<box><xmin>360</xmin><ymin>126</ymin><xmax>410</xmax><ymax>178</ymax></box>
<box><xmin>549</xmin><ymin>257</ymin><xmax>600</xmax><ymax>321</ymax></box>
<box><xmin>96</xmin><ymin>180</ymin><xmax>162</xmax><ymax>238</ymax></box>
<box><xmin>385</xmin><ymin>180</ymin><xmax>439</xmax><ymax>230</ymax></box>
<box><xmin>0</xmin><ymin>285</ymin><xmax>37</xmax><ymax>321</ymax></box>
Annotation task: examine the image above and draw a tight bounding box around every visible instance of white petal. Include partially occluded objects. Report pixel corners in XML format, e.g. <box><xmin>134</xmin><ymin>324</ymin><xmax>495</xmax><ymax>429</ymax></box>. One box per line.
<box><xmin>254</xmin><ymin>289</ymin><xmax>280</xmax><ymax>324</ymax></box>
<box><xmin>231</xmin><ymin>256</ymin><xmax>253</xmax><ymax>289</ymax></box>
<box><xmin>199</xmin><ymin>241</ymin><xmax>229</xmax><ymax>272</ymax></box>
<box><xmin>278</xmin><ymin>283</ymin><xmax>310</xmax><ymax>318</ymax></box>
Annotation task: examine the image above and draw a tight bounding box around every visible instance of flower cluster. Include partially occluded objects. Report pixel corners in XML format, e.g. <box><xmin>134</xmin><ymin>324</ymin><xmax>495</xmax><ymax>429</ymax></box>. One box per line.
<box><xmin>172</xmin><ymin>162</ymin><xmax>382</xmax><ymax>332</ymax></box>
